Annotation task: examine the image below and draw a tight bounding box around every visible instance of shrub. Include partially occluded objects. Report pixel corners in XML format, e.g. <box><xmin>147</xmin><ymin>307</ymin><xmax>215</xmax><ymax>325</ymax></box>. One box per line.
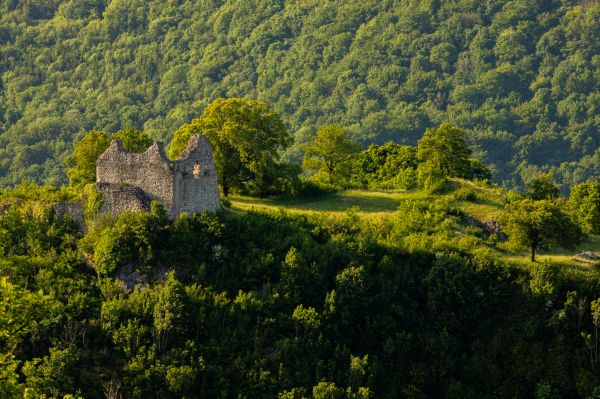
<box><xmin>296</xmin><ymin>179</ymin><xmax>337</xmax><ymax>198</ymax></box>
<box><xmin>82</xmin><ymin>184</ymin><xmax>104</xmax><ymax>224</ymax></box>
<box><xmin>453</xmin><ymin>186</ymin><xmax>477</xmax><ymax>201</ymax></box>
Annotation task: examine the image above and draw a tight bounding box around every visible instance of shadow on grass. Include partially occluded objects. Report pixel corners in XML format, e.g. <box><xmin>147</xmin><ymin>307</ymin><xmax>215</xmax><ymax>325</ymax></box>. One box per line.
<box><xmin>231</xmin><ymin>192</ymin><xmax>405</xmax><ymax>213</ymax></box>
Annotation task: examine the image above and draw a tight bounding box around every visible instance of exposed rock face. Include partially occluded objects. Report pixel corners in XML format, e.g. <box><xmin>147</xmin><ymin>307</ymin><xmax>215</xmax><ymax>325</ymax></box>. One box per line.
<box><xmin>481</xmin><ymin>220</ymin><xmax>506</xmax><ymax>240</ymax></box>
<box><xmin>96</xmin><ymin>134</ymin><xmax>220</xmax><ymax>219</ymax></box>
<box><xmin>53</xmin><ymin>201</ymin><xmax>85</xmax><ymax>230</ymax></box>
<box><xmin>574</xmin><ymin>251</ymin><xmax>599</xmax><ymax>261</ymax></box>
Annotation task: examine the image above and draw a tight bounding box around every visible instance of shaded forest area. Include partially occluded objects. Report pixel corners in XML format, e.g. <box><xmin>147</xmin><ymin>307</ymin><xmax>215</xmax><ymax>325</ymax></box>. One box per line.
<box><xmin>3</xmin><ymin>195</ymin><xmax>600</xmax><ymax>398</ymax></box>
<box><xmin>0</xmin><ymin>0</ymin><xmax>599</xmax><ymax>189</ymax></box>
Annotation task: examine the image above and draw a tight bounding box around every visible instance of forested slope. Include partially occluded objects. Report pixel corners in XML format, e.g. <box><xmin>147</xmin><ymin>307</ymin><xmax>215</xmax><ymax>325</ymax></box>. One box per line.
<box><xmin>2</xmin><ymin>185</ymin><xmax>600</xmax><ymax>398</ymax></box>
<box><xmin>0</xmin><ymin>0</ymin><xmax>599</xmax><ymax>188</ymax></box>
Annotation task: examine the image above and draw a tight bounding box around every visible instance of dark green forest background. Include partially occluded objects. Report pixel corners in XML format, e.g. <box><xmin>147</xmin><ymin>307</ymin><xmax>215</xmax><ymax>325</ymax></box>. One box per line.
<box><xmin>1</xmin><ymin>0</ymin><xmax>599</xmax><ymax>188</ymax></box>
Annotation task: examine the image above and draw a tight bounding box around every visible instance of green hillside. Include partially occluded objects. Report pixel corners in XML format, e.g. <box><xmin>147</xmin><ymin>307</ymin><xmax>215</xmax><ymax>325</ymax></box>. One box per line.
<box><xmin>3</xmin><ymin>176</ymin><xmax>600</xmax><ymax>397</ymax></box>
<box><xmin>1</xmin><ymin>0</ymin><xmax>600</xmax><ymax>188</ymax></box>
<box><xmin>230</xmin><ymin>180</ymin><xmax>600</xmax><ymax>270</ymax></box>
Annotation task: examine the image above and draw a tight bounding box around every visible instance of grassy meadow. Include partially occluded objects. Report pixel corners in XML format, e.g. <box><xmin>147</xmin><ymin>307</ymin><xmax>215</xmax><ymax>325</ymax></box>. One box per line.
<box><xmin>230</xmin><ymin>180</ymin><xmax>600</xmax><ymax>271</ymax></box>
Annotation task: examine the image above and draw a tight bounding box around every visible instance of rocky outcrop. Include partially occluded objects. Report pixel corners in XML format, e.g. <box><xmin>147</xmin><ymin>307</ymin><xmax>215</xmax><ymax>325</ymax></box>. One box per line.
<box><xmin>53</xmin><ymin>201</ymin><xmax>85</xmax><ymax>231</ymax></box>
<box><xmin>481</xmin><ymin>220</ymin><xmax>506</xmax><ymax>240</ymax></box>
<box><xmin>573</xmin><ymin>251</ymin><xmax>599</xmax><ymax>262</ymax></box>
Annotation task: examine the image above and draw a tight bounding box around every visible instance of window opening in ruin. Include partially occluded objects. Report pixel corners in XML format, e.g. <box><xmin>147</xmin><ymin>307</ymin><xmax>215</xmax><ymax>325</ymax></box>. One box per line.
<box><xmin>193</xmin><ymin>161</ymin><xmax>201</xmax><ymax>178</ymax></box>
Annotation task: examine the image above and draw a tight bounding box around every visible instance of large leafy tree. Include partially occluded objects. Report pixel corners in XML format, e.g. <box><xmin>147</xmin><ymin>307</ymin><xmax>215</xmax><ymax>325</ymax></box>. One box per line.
<box><xmin>302</xmin><ymin>124</ymin><xmax>360</xmax><ymax>185</ymax></box>
<box><xmin>416</xmin><ymin>123</ymin><xmax>471</xmax><ymax>179</ymax></box>
<box><xmin>66</xmin><ymin>128</ymin><xmax>153</xmax><ymax>187</ymax></box>
<box><xmin>168</xmin><ymin>98</ymin><xmax>293</xmax><ymax>197</ymax></box>
<box><xmin>501</xmin><ymin>199</ymin><xmax>581</xmax><ymax>262</ymax></box>
<box><xmin>569</xmin><ymin>180</ymin><xmax>600</xmax><ymax>234</ymax></box>
<box><xmin>352</xmin><ymin>142</ymin><xmax>418</xmax><ymax>189</ymax></box>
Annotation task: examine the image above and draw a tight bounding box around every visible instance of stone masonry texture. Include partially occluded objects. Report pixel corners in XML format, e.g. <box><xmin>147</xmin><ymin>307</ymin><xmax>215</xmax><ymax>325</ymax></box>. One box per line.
<box><xmin>96</xmin><ymin>134</ymin><xmax>221</xmax><ymax>219</ymax></box>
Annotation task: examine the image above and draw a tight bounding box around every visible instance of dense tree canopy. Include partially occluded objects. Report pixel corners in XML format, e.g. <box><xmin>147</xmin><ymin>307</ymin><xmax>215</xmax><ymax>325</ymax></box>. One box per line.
<box><xmin>526</xmin><ymin>173</ymin><xmax>561</xmax><ymax>200</ymax></box>
<box><xmin>352</xmin><ymin>142</ymin><xmax>418</xmax><ymax>190</ymax></box>
<box><xmin>569</xmin><ymin>180</ymin><xmax>600</xmax><ymax>234</ymax></box>
<box><xmin>169</xmin><ymin>98</ymin><xmax>294</xmax><ymax>196</ymax></box>
<box><xmin>417</xmin><ymin>123</ymin><xmax>471</xmax><ymax>179</ymax></box>
<box><xmin>1</xmin><ymin>181</ymin><xmax>600</xmax><ymax>397</ymax></box>
<box><xmin>0</xmin><ymin>0</ymin><xmax>599</xmax><ymax>190</ymax></box>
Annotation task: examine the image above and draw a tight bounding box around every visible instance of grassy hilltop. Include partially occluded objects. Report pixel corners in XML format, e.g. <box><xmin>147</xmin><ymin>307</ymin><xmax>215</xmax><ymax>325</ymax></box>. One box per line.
<box><xmin>231</xmin><ymin>180</ymin><xmax>600</xmax><ymax>271</ymax></box>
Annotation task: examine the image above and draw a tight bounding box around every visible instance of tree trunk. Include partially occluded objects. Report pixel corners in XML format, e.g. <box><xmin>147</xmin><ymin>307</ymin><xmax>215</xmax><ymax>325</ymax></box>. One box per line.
<box><xmin>222</xmin><ymin>182</ymin><xmax>229</xmax><ymax>197</ymax></box>
<box><xmin>531</xmin><ymin>245</ymin><xmax>536</xmax><ymax>262</ymax></box>
<box><xmin>328</xmin><ymin>165</ymin><xmax>335</xmax><ymax>184</ymax></box>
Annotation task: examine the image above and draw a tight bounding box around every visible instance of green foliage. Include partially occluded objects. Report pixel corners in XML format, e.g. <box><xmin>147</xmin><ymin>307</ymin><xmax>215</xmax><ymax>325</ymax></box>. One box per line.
<box><xmin>111</xmin><ymin>127</ymin><xmax>153</xmax><ymax>153</ymax></box>
<box><xmin>417</xmin><ymin>123</ymin><xmax>471</xmax><ymax>179</ymax></box>
<box><xmin>0</xmin><ymin>203</ymin><xmax>79</xmax><ymax>257</ymax></box>
<box><xmin>312</xmin><ymin>382</ymin><xmax>344</xmax><ymax>399</ymax></box>
<box><xmin>569</xmin><ymin>180</ymin><xmax>600</xmax><ymax>234</ymax></box>
<box><xmin>66</xmin><ymin>128</ymin><xmax>152</xmax><ymax>188</ymax></box>
<box><xmin>352</xmin><ymin>142</ymin><xmax>418</xmax><ymax>190</ymax></box>
<box><xmin>464</xmin><ymin>158</ymin><xmax>492</xmax><ymax>182</ymax></box>
<box><xmin>91</xmin><ymin>211</ymin><xmax>164</xmax><ymax>276</ymax></box>
<box><xmin>3</xmin><ymin>150</ymin><xmax>600</xmax><ymax>397</ymax></box>
<box><xmin>82</xmin><ymin>183</ymin><xmax>103</xmax><ymax>223</ymax></box>
<box><xmin>303</xmin><ymin>124</ymin><xmax>360</xmax><ymax>186</ymax></box>
<box><xmin>169</xmin><ymin>98</ymin><xmax>295</xmax><ymax>196</ymax></box>
<box><xmin>526</xmin><ymin>173</ymin><xmax>561</xmax><ymax>200</ymax></box>
<box><xmin>501</xmin><ymin>199</ymin><xmax>582</xmax><ymax>262</ymax></box>
<box><xmin>0</xmin><ymin>1</ymin><xmax>599</xmax><ymax>191</ymax></box>
<box><xmin>453</xmin><ymin>186</ymin><xmax>477</xmax><ymax>202</ymax></box>
<box><xmin>417</xmin><ymin>160</ymin><xmax>448</xmax><ymax>194</ymax></box>
<box><xmin>23</xmin><ymin>345</ymin><xmax>86</xmax><ymax>399</ymax></box>
<box><xmin>0</xmin><ymin>276</ymin><xmax>61</xmax><ymax>398</ymax></box>
<box><xmin>0</xmin><ymin>180</ymin><xmax>77</xmax><ymax>202</ymax></box>
<box><xmin>66</xmin><ymin>131</ymin><xmax>110</xmax><ymax>188</ymax></box>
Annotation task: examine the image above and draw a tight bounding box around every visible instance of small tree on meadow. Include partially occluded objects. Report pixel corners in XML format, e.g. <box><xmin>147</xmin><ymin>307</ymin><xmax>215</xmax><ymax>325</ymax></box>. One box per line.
<box><xmin>302</xmin><ymin>124</ymin><xmax>360</xmax><ymax>185</ymax></box>
<box><xmin>501</xmin><ymin>199</ymin><xmax>581</xmax><ymax>262</ymax></box>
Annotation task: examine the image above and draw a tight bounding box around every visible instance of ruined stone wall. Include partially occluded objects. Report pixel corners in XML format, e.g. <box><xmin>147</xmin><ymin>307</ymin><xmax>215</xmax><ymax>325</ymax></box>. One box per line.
<box><xmin>96</xmin><ymin>183</ymin><xmax>151</xmax><ymax>216</ymax></box>
<box><xmin>95</xmin><ymin>134</ymin><xmax>220</xmax><ymax>219</ymax></box>
<box><xmin>53</xmin><ymin>201</ymin><xmax>85</xmax><ymax>232</ymax></box>
<box><xmin>172</xmin><ymin>135</ymin><xmax>221</xmax><ymax>217</ymax></box>
<box><xmin>96</xmin><ymin>140</ymin><xmax>175</xmax><ymax>210</ymax></box>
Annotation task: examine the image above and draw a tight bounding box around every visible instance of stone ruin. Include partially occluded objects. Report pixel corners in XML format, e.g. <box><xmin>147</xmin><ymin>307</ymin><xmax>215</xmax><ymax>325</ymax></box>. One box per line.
<box><xmin>95</xmin><ymin>134</ymin><xmax>220</xmax><ymax>219</ymax></box>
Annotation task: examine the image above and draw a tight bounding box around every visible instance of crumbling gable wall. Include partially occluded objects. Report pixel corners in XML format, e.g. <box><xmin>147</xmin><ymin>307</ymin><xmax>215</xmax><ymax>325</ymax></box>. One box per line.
<box><xmin>97</xmin><ymin>140</ymin><xmax>174</xmax><ymax>211</ymax></box>
<box><xmin>172</xmin><ymin>134</ymin><xmax>221</xmax><ymax>216</ymax></box>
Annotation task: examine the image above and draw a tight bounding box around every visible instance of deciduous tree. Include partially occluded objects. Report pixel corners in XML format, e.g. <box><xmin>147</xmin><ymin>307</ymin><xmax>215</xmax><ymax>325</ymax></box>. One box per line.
<box><xmin>501</xmin><ymin>199</ymin><xmax>581</xmax><ymax>262</ymax></box>
<box><xmin>302</xmin><ymin>124</ymin><xmax>360</xmax><ymax>185</ymax></box>
<box><xmin>569</xmin><ymin>180</ymin><xmax>600</xmax><ymax>234</ymax></box>
<box><xmin>526</xmin><ymin>173</ymin><xmax>560</xmax><ymax>201</ymax></box>
<box><xmin>416</xmin><ymin>123</ymin><xmax>471</xmax><ymax>178</ymax></box>
<box><xmin>169</xmin><ymin>98</ymin><xmax>293</xmax><ymax>196</ymax></box>
<box><xmin>66</xmin><ymin>128</ymin><xmax>152</xmax><ymax>187</ymax></box>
